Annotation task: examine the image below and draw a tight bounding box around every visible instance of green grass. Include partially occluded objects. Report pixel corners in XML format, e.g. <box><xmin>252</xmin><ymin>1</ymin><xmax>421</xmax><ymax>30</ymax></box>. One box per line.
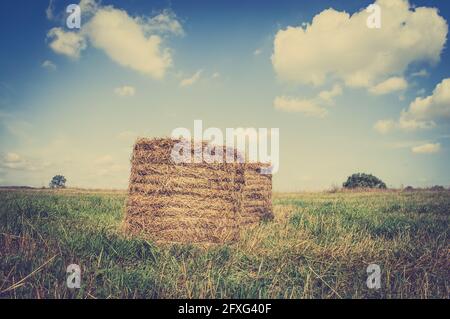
<box><xmin>0</xmin><ymin>189</ymin><xmax>448</xmax><ymax>299</ymax></box>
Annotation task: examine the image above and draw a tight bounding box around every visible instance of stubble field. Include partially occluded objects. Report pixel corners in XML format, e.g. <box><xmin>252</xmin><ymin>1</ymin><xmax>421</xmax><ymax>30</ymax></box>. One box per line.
<box><xmin>0</xmin><ymin>188</ymin><xmax>448</xmax><ymax>298</ymax></box>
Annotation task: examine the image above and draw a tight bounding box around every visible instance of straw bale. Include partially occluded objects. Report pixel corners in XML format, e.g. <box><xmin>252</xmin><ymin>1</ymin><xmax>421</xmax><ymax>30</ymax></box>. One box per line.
<box><xmin>241</xmin><ymin>164</ymin><xmax>273</xmax><ymax>224</ymax></box>
<box><xmin>124</xmin><ymin>137</ymin><xmax>272</xmax><ymax>244</ymax></box>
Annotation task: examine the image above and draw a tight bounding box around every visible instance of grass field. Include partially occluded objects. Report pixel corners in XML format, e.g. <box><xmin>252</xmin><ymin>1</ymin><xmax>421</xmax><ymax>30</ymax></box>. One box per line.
<box><xmin>0</xmin><ymin>188</ymin><xmax>448</xmax><ymax>299</ymax></box>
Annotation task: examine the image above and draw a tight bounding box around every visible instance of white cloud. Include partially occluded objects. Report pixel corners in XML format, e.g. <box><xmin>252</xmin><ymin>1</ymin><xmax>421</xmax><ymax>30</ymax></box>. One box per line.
<box><xmin>79</xmin><ymin>0</ymin><xmax>99</xmax><ymax>15</ymax></box>
<box><xmin>386</xmin><ymin>140</ymin><xmax>428</xmax><ymax>149</ymax></box>
<box><xmin>398</xmin><ymin>116</ymin><xmax>436</xmax><ymax>130</ymax></box>
<box><xmin>137</xmin><ymin>9</ymin><xmax>184</xmax><ymax>36</ymax></box>
<box><xmin>374</xmin><ymin>115</ymin><xmax>435</xmax><ymax>133</ymax></box>
<box><xmin>374</xmin><ymin>119</ymin><xmax>396</xmax><ymax>134</ymax></box>
<box><xmin>274</xmin><ymin>84</ymin><xmax>342</xmax><ymax>117</ymax></box>
<box><xmin>47</xmin><ymin>3</ymin><xmax>180</xmax><ymax>79</ymax></box>
<box><xmin>369</xmin><ymin>77</ymin><xmax>408</xmax><ymax>95</ymax></box>
<box><xmin>47</xmin><ymin>28</ymin><xmax>87</xmax><ymax>59</ymax></box>
<box><xmin>374</xmin><ymin>77</ymin><xmax>450</xmax><ymax>132</ymax></box>
<box><xmin>272</xmin><ymin>0</ymin><xmax>447</xmax><ymax>89</ymax></box>
<box><xmin>274</xmin><ymin>96</ymin><xmax>327</xmax><ymax>118</ymax></box>
<box><xmin>411</xmin><ymin>143</ymin><xmax>441</xmax><ymax>154</ymax></box>
<box><xmin>114</xmin><ymin>85</ymin><xmax>136</xmax><ymax>97</ymax></box>
<box><xmin>212</xmin><ymin>72</ymin><xmax>220</xmax><ymax>79</ymax></box>
<box><xmin>318</xmin><ymin>84</ymin><xmax>342</xmax><ymax>105</ymax></box>
<box><xmin>400</xmin><ymin>77</ymin><xmax>450</xmax><ymax>129</ymax></box>
<box><xmin>86</xmin><ymin>7</ymin><xmax>172</xmax><ymax>79</ymax></box>
<box><xmin>254</xmin><ymin>49</ymin><xmax>262</xmax><ymax>56</ymax></box>
<box><xmin>180</xmin><ymin>70</ymin><xmax>202</xmax><ymax>87</ymax></box>
<box><xmin>42</xmin><ymin>60</ymin><xmax>57</xmax><ymax>71</ymax></box>
<box><xmin>411</xmin><ymin>69</ymin><xmax>429</xmax><ymax>77</ymax></box>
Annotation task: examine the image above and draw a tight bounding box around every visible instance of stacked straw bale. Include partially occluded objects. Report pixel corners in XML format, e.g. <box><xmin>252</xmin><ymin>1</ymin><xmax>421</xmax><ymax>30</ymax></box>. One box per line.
<box><xmin>125</xmin><ymin>138</ymin><xmax>273</xmax><ymax>244</ymax></box>
<box><xmin>241</xmin><ymin>163</ymin><xmax>273</xmax><ymax>225</ymax></box>
<box><xmin>125</xmin><ymin>138</ymin><xmax>244</xmax><ymax>244</ymax></box>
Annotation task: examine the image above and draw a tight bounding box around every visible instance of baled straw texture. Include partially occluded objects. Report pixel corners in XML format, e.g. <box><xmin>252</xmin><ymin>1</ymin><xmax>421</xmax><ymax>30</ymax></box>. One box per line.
<box><xmin>124</xmin><ymin>138</ymin><xmax>272</xmax><ymax>244</ymax></box>
<box><xmin>125</xmin><ymin>138</ymin><xmax>243</xmax><ymax>244</ymax></box>
<box><xmin>241</xmin><ymin>163</ymin><xmax>273</xmax><ymax>225</ymax></box>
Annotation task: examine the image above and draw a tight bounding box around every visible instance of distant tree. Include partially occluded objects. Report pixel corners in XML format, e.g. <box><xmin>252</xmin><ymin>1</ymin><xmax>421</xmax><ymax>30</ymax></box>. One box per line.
<box><xmin>403</xmin><ymin>186</ymin><xmax>415</xmax><ymax>192</ymax></box>
<box><xmin>49</xmin><ymin>175</ymin><xmax>66</xmax><ymax>189</ymax></box>
<box><xmin>429</xmin><ymin>185</ymin><xmax>445</xmax><ymax>191</ymax></box>
<box><xmin>343</xmin><ymin>173</ymin><xmax>386</xmax><ymax>189</ymax></box>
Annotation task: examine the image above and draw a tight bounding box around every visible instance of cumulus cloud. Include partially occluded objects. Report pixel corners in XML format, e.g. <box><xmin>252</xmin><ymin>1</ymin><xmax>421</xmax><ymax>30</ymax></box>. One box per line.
<box><xmin>180</xmin><ymin>70</ymin><xmax>202</xmax><ymax>87</ymax></box>
<box><xmin>274</xmin><ymin>84</ymin><xmax>342</xmax><ymax>117</ymax></box>
<box><xmin>398</xmin><ymin>116</ymin><xmax>436</xmax><ymax>130</ymax></box>
<box><xmin>47</xmin><ymin>2</ymin><xmax>182</xmax><ymax>79</ymax></box>
<box><xmin>114</xmin><ymin>85</ymin><xmax>136</xmax><ymax>97</ymax></box>
<box><xmin>400</xmin><ymin>78</ymin><xmax>450</xmax><ymax>128</ymax></box>
<box><xmin>375</xmin><ymin>77</ymin><xmax>450</xmax><ymax>132</ymax></box>
<box><xmin>318</xmin><ymin>84</ymin><xmax>343</xmax><ymax>105</ymax></box>
<box><xmin>369</xmin><ymin>77</ymin><xmax>408</xmax><ymax>95</ymax></box>
<box><xmin>137</xmin><ymin>9</ymin><xmax>184</xmax><ymax>37</ymax></box>
<box><xmin>411</xmin><ymin>143</ymin><xmax>441</xmax><ymax>154</ymax></box>
<box><xmin>274</xmin><ymin>96</ymin><xmax>327</xmax><ymax>118</ymax></box>
<box><xmin>272</xmin><ymin>0</ymin><xmax>447</xmax><ymax>89</ymax></box>
<box><xmin>86</xmin><ymin>7</ymin><xmax>173</xmax><ymax>79</ymax></box>
<box><xmin>79</xmin><ymin>0</ymin><xmax>99</xmax><ymax>15</ymax></box>
<box><xmin>47</xmin><ymin>28</ymin><xmax>87</xmax><ymax>59</ymax></box>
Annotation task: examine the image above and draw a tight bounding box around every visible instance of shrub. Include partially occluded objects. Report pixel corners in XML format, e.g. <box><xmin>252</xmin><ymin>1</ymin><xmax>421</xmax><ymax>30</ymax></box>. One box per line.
<box><xmin>343</xmin><ymin>173</ymin><xmax>386</xmax><ymax>189</ymax></box>
<box><xmin>49</xmin><ymin>175</ymin><xmax>66</xmax><ymax>189</ymax></box>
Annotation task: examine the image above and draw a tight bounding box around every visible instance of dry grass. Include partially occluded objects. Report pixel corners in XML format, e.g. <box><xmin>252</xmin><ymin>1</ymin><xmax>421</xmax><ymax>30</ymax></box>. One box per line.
<box><xmin>0</xmin><ymin>188</ymin><xmax>448</xmax><ymax>298</ymax></box>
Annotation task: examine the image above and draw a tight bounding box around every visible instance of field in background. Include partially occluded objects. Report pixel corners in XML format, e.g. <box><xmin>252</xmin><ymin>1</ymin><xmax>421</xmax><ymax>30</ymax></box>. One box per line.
<box><xmin>0</xmin><ymin>189</ymin><xmax>448</xmax><ymax>299</ymax></box>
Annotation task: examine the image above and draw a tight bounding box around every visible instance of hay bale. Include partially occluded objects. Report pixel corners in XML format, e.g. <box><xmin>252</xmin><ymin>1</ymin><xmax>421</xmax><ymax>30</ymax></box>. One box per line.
<box><xmin>241</xmin><ymin>163</ymin><xmax>273</xmax><ymax>225</ymax></box>
<box><xmin>125</xmin><ymin>138</ymin><xmax>244</xmax><ymax>244</ymax></box>
<box><xmin>124</xmin><ymin>137</ymin><xmax>272</xmax><ymax>244</ymax></box>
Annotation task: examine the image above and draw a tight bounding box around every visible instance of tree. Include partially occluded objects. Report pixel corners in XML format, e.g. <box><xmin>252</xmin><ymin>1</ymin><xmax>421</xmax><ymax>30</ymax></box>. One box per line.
<box><xmin>343</xmin><ymin>173</ymin><xmax>386</xmax><ymax>189</ymax></box>
<box><xmin>429</xmin><ymin>185</ymin><xmax>445</xmax><ymax>191</ymax></box>
<box><xmin>49</xmin><ymin>175</ymin><xmax>66</xmax><ymax>189</ymax></box>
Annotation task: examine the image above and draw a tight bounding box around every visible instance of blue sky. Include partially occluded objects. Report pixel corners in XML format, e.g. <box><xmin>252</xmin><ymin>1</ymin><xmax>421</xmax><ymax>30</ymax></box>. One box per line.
<box><xmin>0</xmin><ymin>0</ymin><xmax>449</xmax><ymax>191</ymax></box>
